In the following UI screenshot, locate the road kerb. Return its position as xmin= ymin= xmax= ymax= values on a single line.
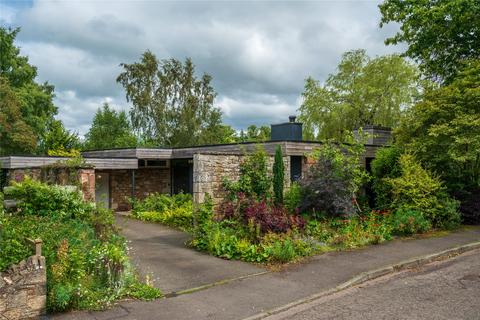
xmin=242 ymin=241 xmax=480 ymax=320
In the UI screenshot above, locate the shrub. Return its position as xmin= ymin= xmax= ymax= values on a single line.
xmin=131 ymin=193 xmax=193 ymax=232
xmin=4 ymin=176 xmax=95 ymax=219
xmin=370 ymin=146 xmax=402 ymax=209
xmin=273 ymin=145 xmax=285 ymax=205
xmin=223 ymin=146 xmax=271 ymax=200
xmin=459 ymin=188 xmax=480 ymax=225
xmin=0 ymin=179 xmax=161 ymax=311
xmin=262 ymin=232 xmax=312 ymax=263
xmin=386 ymin=154 xmax=461 ymax=229
xmin=284 ymin=182 xmax=302 ymax=213
xmin=390 ymin=207 xmax=432 ymax=236
xmin=300 ymin=137 xmax=369 ymax=218
xmin=243 ymin=200 xmax=305 ymax=234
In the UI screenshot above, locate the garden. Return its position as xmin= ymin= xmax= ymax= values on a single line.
xmin=130 ymin=133 xmax=466 ymax=265
xmin=0 ymin=177 xmax=161 ymax=312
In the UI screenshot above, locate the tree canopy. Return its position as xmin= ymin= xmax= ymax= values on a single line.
xmin=395 ymin=60 xmax=480 ymax=193
xmin=379 ymin=0 xmax=480 ymax=83
xmin=0 ymin=27 xmax=77 ymax=155
xmin=299 ymin=49 xmax=420 ymax=141
xmin=83 ymin=103 xmax=137 ymax=150
xmin=117 ymin=52 xmax=229 ymax=147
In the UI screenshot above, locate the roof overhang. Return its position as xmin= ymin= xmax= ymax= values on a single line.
xmin=0 ymin=156 xmax=138 ymax=170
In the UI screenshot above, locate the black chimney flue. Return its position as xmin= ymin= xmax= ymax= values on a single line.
xmin=271 ymin=116 xmax=303 ymax=141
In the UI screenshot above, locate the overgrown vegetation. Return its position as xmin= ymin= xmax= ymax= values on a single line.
xmin=0 ymin=179 xmax=161 ymax=312
xmin=130 ymin=193 xmax=193 ymax=232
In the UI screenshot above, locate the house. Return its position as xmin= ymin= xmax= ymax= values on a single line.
xmin=0 ymin=118 xmax=392 ymax=210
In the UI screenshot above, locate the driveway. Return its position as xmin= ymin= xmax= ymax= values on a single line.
xmin=115 ymin=215 xmax=265 ymax=294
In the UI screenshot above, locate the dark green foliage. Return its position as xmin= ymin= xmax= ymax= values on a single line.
xmin=4 ymin=177 xmax=94 ymax=220
xmin=237 ymin=125 xmax=271 ymax=142
xmin=284 ymin=182 xmax=302 ymax=213
xmin=370 ymin=146 xmax=402 ymax=209
xmin=84 ymin=103 xmax=138 ymax=150
xmin=390 ymin=207 xmax=432 ymax=236
xmin=459 ymin=188 xmax=480 ymax=225
xmin=223 ymin=146 xmax=272 ymax=200
xmin=379 ymin=0 xmax=480 ymax=83
xmin=0 ymin=27 xmax=66 ymax=155
xmin=300 ymin=138 xmax=368 ymax=218
xmin=395 ymin=61 xmax=480 ymax=195
xmin=272 ymin=145 xmax=284 ymax=205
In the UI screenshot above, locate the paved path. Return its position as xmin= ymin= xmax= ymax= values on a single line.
xmin=54 ymin=224 xmax=480 ymax=320
xmin=266 ymin=249 xmax=480 ymax=320
xmin=115 ymin=215 xmax=264 ymax=294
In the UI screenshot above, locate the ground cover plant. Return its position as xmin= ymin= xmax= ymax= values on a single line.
xmin=190 ymin=139 xmax=464 ymax=265
xmin=0 ymin=177 xmax=161 ymax=312
xmin=130 ymin=193 xmax=193 ymax=232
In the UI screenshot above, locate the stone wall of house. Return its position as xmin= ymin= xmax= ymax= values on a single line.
xmin=5 ymin=167 xmax=95 ymax=202
xmin=107 ymin=168 xmax=171 ymax=211
xmin=0 ymin=255 xmax=47 ymax=320
xmin=193 ymin=153 xmax=290 ymax=205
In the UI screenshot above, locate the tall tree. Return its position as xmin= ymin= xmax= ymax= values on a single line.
xmin=0 ymin=27 xmax=58 ymax=152
xmin=84 ymin=103 xmax=137 ymax=150
xmin=42 ymin=120 xmax=80 ymax=156
xmin=379 ymin=0 xmax=480 ymax=83
xmin=299 ymin=50 xmax=420 ymax=141
xmin=117 ymin=51 xmax=225 ymax=147
xmin=0 ymin=76 xmax=37 ymax=155
xmin=395 ymin=60 xmax=480 ymax=194
xmin=237 ymin=125 xmax=271 ymax=142
xmin=273 ymin=145 xmax=285 ymax=205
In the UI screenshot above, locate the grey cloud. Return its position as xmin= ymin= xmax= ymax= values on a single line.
xmin=5 ymin=0 xmax=403 ymax=136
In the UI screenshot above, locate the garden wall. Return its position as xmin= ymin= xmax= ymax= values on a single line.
xmin=0 ymin=255 xmax=47 ymax=320
xmin=107 ymin=168 xmax=171 ymax=211
xmin=193 ymin=152 xmax=290 ymax=205
xmin=5 ymin=167 xmax=96 ymax=202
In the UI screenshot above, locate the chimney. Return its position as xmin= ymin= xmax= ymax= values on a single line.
xmin=271 ymin=116 xmax=303 ymax=141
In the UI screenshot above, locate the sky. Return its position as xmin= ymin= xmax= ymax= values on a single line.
xmin=0 ymin=0 xmax=402 ymax=137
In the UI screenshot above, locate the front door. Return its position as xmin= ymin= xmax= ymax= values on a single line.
xmin=172 ymin=159 xmax=193 ymax=194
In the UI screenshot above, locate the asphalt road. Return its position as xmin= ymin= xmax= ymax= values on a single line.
xmin=267 ymin=249 xmax=480 ymax=320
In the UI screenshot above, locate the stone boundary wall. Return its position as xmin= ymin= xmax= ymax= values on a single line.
xmin=5 ymin=167 xmax=95 ymax=202
xmin=0 ymin=255 xmax=47 ymax=320
xmin=193 ymin=153 xmax=290 ymax=205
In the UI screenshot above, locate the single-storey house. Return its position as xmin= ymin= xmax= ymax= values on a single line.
xmin=0 ymin=118 xmax=391 ymax=210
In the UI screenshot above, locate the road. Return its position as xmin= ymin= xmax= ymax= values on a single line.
xmin=266 ymin=249 xmax=480 ymax=320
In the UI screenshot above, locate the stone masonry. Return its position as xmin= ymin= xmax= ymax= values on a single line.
xmin=0 ymin=254 xmax=46 ymax=320
xmin=5 ymin=167 xmax=95 ymax=202
xmin=193 ymin=153 xmax=290 ymax=205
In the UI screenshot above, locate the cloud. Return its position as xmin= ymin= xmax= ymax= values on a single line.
xmin=4 ymin=0 xmax=402 ymax=136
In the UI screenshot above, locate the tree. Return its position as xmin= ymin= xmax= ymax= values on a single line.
xmin=117 ymin=51 xmax=225 ymax=147
xmin=379 ymin=0 xmax=480 ymax=83
xmin=84 ymin=103 xmax=137 ymax=150
xmin=299 ymin=50 xmax=420 ymax=141
xmin=273 ymin=145 xmax=285 ymax=205
xmin=395 ymin=60 xmax=480 ymax=194
xmin=0 ymin=27 xmax=58 ymax=152
xmin=42 ymin=120 xmax=80 ymax=156
xmin=0 ymin=76 xmax=37 ymax=155
xmin=237 ymin=125 xmax=271 ymax=142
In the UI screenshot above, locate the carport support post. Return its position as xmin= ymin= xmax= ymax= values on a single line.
xmin=131 ymin=170 xmax=136 ymax=202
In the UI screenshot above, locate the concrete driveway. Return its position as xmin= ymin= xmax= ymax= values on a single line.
xmin=115 ymin=215 xmax=265 ymax=294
